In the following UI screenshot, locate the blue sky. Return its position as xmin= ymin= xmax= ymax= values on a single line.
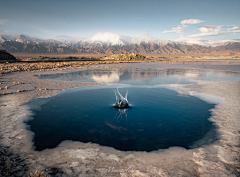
xmin=0 ymin=0 xmax=240 ymax=43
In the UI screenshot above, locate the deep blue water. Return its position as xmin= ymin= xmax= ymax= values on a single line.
xmin=26 ymin=85 xmax=216 ymax=152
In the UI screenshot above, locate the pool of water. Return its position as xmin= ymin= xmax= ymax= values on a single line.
xmin=25 ymin=85 xmax=216 ymax=152
xmin=25 ymin=68 xmax=240 ymax=152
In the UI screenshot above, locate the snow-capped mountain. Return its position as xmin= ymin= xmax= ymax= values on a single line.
xmin=14 ymin=34 xmax=46 ymax=44
xmin=0 ymin=32 xmax=239 ymax=56
xmin=0 ymin=34 xmax=39 ymax=44
xmin=89 ymin=32 xmax=128 ymax=46
xmin=173 ymin=37 xmax=240 ymax=47
xmin=0 ymin=36 xmax=6 ymax=43
xmin=55 ymin=32 xmax=173 ymax=49
xmin=55 ymin=32 xmax=130 ymax=48
xmin=55 ymin=35 xmax=86 ymax=48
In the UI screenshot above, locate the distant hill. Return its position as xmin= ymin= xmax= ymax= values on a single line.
xmin=0 ymin=34 xmax=240 ymax=56
xmin=213 ymin=42 xmax=240 ymax=52
xmin=0 ymin=50 xmax=16 ymax=60
xmin=0 ymin=41 xmax=77 ymax=54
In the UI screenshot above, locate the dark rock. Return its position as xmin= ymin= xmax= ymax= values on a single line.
xmin=45 ymin=167 xmax=64 ymax=176
xmin=0 ymin=144 xmax=30 ymax=177
xmin=0 ymin=50 xmax=16 ymax=60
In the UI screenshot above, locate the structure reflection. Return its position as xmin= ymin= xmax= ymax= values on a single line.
xmin=115 ymin=108 xmax=128 ymax=123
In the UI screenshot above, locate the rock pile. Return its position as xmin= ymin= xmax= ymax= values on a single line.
xmin=105 ymin=53 xmax=147 ymax=61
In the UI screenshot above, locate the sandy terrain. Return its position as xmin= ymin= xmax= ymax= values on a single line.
xmin=0 ymin=61 xmax=240 ymax=176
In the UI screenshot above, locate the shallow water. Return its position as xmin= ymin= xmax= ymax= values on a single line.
xmin=37 ymin=68 xmax=240 ymax=83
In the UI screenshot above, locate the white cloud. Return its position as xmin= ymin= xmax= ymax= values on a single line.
xmin=35 ymin=27 xmax=57 ymax=37
xmin=174 ymin=36 xmax=240 ymax=47
xmin=181 ymin=19 xmax=204 ymax=26
xmin=227 ymin=25 xmax=240 ymax=31
xmin=162 ymin=25 xmax=186 ymax=33
xmin=0 ymin=30 xmax=19 ymax=40
xmin=198 ymin=25 xmax=222 ymax=33
xmin=162 ymin=19 xmax=204 ymax=33
xmin=0 ymin=19 xmax=7 ymax=25
xmin=56 ymin=35 xmax=71 ymax=38
xmin=174 ymin=36 xmax=210 ymax=46
xmin=135 ymin=18 xmax=141 ymax=20
xmin=55 ymin=35 xmax=86 ymax=44
xmin=188 ymin=25 xmax=240 ymax=37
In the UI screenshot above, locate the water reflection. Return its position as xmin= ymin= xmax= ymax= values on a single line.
xmin=38 ymin=68 xmax=240 ymax=85
xmin=92 ymin=72 xmax=120 ymax=83
xmin=115 ymin=109 xmax=128 ymax=123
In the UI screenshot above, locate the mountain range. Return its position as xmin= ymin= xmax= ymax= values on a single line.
xmin=0 ymin=33 xmax=240 ymax=56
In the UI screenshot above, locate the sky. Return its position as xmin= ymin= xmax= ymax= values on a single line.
xmin=0 ymin=0 xmax=240 ymax=44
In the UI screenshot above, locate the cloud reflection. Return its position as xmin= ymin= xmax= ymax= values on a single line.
xmin=38 ymin=68 xmax=240 ymax=85
xmin=92 ymin=72 xmax=120 ymax=83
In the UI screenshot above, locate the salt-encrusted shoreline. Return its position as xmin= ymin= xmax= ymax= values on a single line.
xmin=181 ymin=80 xmax=240 ymax=176
xmin=0 ymin=63 xmax=240 ymax=177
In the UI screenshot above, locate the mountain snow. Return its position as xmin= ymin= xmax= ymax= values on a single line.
xmin=89 ymin=32 xmax=126 ymax=45
xmin=54 ymin=32 xmax=173 ymax=48
xmin=0 ymin=36 xmax=6 ymax=43
xmin=173 ymin=37 xmax=240 ymax=47
xmin=0 ymin=31 xmax=239 ymax=48
xmin=15 ymin=35 xmax=32 ymax=43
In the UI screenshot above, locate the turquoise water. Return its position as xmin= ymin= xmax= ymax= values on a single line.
xmin=26 ymin=85 xmax=216 ymax=152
